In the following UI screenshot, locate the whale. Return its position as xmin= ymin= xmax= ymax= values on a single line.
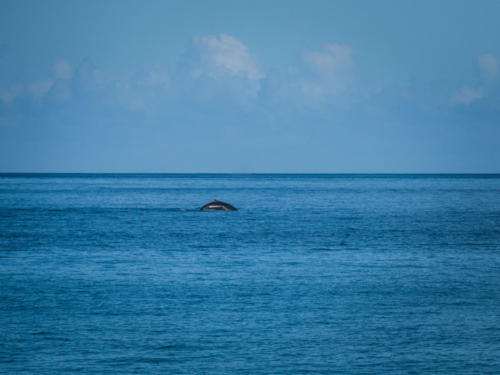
xmin=200 ymin=200 xmax=237 ymax=211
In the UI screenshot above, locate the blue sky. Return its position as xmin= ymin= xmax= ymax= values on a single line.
xmin=1 ymin=0 xmax=499 ymax=172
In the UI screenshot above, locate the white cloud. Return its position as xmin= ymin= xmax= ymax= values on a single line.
xmin=1 ymin=60 xmax=71 ymax=105
xmin=299 ymin=43 xmax=354 ymax=100
xmin=193 ymin=33 xmax=264 ymax=80
xmin=28 ymin=79 xmax=54 ymax=100
xmin=451 ymin=87 xmax=483 ymax=105
xmin=53 ymin=59 xmax=72 ymax=80
xmin=1 ymin=60 xmax=75 ymax=105
xmin=0 ymin=84 xmax=24 ymax=104
xmin=304 ymin=43 xmax=353 ymax=78
xmin=300 ymin=81 xmax=326 ymax=100
xmin=450 ymin=54 xmax=499 ymax=106
xmin=478 ymin=54 xmax=499 ymax=84
xmin=141 ymin=65 xmax=169 ymax=88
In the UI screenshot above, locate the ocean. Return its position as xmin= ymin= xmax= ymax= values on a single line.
xmin=1 ymin=174 xmax=499 ymax=374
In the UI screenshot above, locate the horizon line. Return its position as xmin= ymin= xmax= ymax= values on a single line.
xmin=1 ymin=172 xmax=500 ymax=175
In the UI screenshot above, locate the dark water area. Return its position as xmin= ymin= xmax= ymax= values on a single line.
xmin=1 ymin=174 xmax=499 ymax=374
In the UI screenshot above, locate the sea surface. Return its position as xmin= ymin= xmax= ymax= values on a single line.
xmin=1 ymin=174 xmax=499 ymax=374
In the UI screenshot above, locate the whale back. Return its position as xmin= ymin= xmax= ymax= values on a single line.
xmin=200 ymin=200 xmax=237 ymax=211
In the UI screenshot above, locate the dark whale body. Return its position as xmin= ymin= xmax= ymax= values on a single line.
xmin=200 ymin=200 xmax=237 ymax=211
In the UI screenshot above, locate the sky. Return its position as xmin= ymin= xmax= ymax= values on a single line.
xmin=1 ymin=0 xmax=500 ymax=173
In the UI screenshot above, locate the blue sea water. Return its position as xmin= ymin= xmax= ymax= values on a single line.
xmin=1 ymin=174 xmax=499 ymax=374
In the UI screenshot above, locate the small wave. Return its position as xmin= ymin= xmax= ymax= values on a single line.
xmin=156 ymin=343 xmax=194 ymax=350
